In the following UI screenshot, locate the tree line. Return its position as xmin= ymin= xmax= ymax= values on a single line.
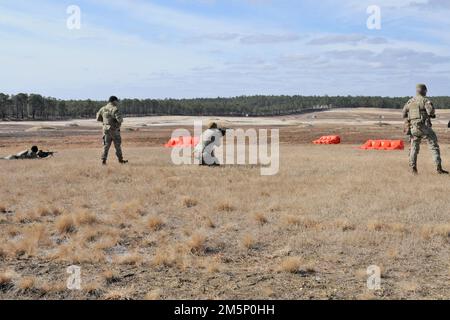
xmin=1 ymin=93 xmax=450 ymax=120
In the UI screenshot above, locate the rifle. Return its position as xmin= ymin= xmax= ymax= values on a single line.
xmin=219 ymin=128 xmax=230 ymax=136
xmin=37 ymin=151 xmax=57 ymax=158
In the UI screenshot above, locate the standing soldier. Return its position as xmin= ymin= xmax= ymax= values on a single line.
xmin=96 ymin=96 xmax=128 ymax=165
xmin=402 ymin=84 xmax=448 ymax=175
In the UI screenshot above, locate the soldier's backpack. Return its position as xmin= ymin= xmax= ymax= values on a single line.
xmin=408 ymin=97 xmax=426 ymax=122
xmin=103 ymin=107 xmax=119 ymax=127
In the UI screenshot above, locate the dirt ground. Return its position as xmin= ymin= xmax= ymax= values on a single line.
xmin=0 ymin=108 xmax=449 ymax=300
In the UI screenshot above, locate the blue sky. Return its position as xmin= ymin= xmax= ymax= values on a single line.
xmin=0 ymin=0 xmax=449 ymax=99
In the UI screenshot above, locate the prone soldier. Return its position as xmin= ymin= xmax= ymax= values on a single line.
xmin=2 ymin=146 xmax=56 ymax=160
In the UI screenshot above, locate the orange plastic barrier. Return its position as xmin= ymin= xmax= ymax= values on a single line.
xmin=164 ymin=136 xmax=200 ymax=148
xmin=313 ymin=135 xmax=341 ymax=145
xmin=360 ymin=140 xmax=404 ymax=150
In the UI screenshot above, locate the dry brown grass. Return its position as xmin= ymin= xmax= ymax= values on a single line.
xmin=14 ymin=211 xmax=40 ymax=224
xmin=253 ymin=213 xmax=268 ymax=225
xmin=116 ymin=200 xmax=145 ymax=219
xmin=261 ymin=286 xmax=275 ymax=298
xmin=16 ymin=277 xmax=36 ymax=292
xmin=278 ymin=257 xmax=303 ymax=274
xmin=93 ymin=234 xmax=120 ymax=251
xmin=113 ymin=252 xmax=144 ymax=265
xmin=0 ymin=270 xmax=16 ymax=292
xmin=202 ymin=257 xmax=221 ymax=273
xmin=144 ymin=289 xmax=162 ymax=300
xmin=104 ymin=288 xmax=133 ymax=300
xmin=367 ymin=220 xmax=387 ymax=232
xmin=241 ymin=234 xmax=257 ymax=250
xmin=146 ymin=215 xmax=165 ymax=231
xmin=55 ymin=214 xmax=76 ymax=234
xmin=103 ymin=270 xmax=121 ymax=285
xmin=50 ymin=242 xmax=106 ymax=264
xmin=204 ymin=216 xmax=216 ymax=229
xmin=420 ymin=224 xmax=450 ymax=239
xmin=78 ymin=226 xmax=100 ymax=243
xmin=398 ymin=281 xmax=420 ymax=293
xmin=37 ymin=207 xmax=63 ymax=217
xmin=334 ymin=219 xmax=356 ymax=232
xmin=356 ymin=291 xmax=378 ymax=300
xmin=6 ymin=227 xmax=20 ymax=238
xmin=83 ymin=282 xmax=102 ymax=295
xmin=186 ymin=233 xmax=207 ymax=254
xmin=217 ymin=202 xmax=235 ymax=212
xmin=283 ymin=215 xmax=320 ymax=229
xmin=1 ymin=127 xmax=450 ymax=299
xmin=10 ymin=224 xmax=50 ymax=257
xmin=367 ymin=221 xmax=409 ymax=234
xmin=153 ymin=248 xmax=178 ymax=268
xmin=183 ymin=197 xmax=198 ymax=208
xmin=36 ymin=282 xmax=67 ymax=295
xmin=74 ymin=210 xmax=98 ymax=226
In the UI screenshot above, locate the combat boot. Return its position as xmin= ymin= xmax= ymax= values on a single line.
xmin=119 ymin=159 xmax=128 ymax=164
xmin=437 ymin=164 xmax=449 ymax=175
xmin=102 ymin=160 xmax=107 ymax=165
xmin=410 ymin=166 xmax=418 ymax=175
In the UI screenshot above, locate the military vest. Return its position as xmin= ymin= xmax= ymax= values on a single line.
xmin=408 ymin=97 xmax=428 ymax=122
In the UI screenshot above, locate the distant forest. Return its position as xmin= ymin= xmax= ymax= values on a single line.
xmin=1 ymin=93 xmax=450 ymax=120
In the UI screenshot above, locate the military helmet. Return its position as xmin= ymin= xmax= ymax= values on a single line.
xmin=31 ymin=146 xmax=38 ymax=153
xmin=207 ymin=121 xmax=218 ymax=129
xmin=416 ymin=84 xmax=428 ymax=92
xmin=109 ymin=96 xmax=119 ymax=103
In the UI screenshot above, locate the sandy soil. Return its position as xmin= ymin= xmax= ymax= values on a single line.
xmin=2 ymin=108 xmax=450 ymax=130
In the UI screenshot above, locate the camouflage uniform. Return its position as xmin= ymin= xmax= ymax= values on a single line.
xmin=3 ymin=149 xmax=38 ymax=160
xmin=402 ymin=94 xmax=442 ymax=172
xmin=96 ymin=102 xmax=124 ymax=162
xmin=194 ymin=122 xmax=226 ymax=166
xmin=194 ymin=128 xmax=224 ymax=166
